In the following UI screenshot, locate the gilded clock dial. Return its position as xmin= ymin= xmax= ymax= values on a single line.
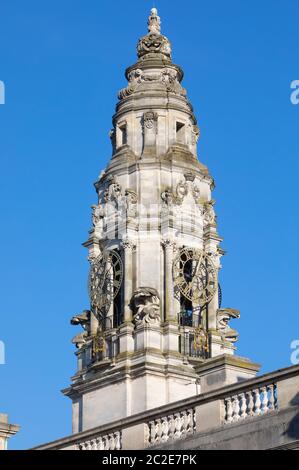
xmin=89 ymin=250 xmax=123 ymax=320
xmin=173 ymin=248 xmax=217 ymax=306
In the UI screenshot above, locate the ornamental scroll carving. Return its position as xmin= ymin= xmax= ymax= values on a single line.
xmin=130 ymin=288 xmax=161 ymax=326
xmin=118 ymin=68 xmax=186 ymax=100
xmin=137 ymin=34 xmax=172 ymax=59
xmin=92 ymin=176 xmax=139 ymax=230
xmin=161 ymin=175 xmax=202 ymax=207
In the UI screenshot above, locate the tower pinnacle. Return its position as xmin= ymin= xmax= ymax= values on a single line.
xmin=148 ymin=7 xmax=161 ymax=34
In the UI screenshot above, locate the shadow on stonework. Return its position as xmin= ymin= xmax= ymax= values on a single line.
xmin=285 ymin=392 xmax=299 ymax=441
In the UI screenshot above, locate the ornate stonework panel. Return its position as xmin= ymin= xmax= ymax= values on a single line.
xmin=130 ymin=288 xmax=161 ymax=326
xmin=118 ymin=68 xmax=187 ymax=100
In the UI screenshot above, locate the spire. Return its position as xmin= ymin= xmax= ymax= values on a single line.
xmin=137 ymin=8 xmax=172 ymax=60
xmin=148 ymin=8 xmax=161 ymax=35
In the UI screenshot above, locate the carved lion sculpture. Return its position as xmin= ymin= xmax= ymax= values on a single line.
xmin=130 ymin=288 xmax=161 ymax=326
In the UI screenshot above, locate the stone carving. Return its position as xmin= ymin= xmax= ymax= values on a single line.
xmin=125 ymin=189 xmax=138 ymax=218
xmin=109 ymin=129 xmax=116 ymax=153
xmin=161 ymin=188 xmax=174 ymax=207
xmin=104 ymin=178 xmax=123 ymax=204
xmin=191 ymin=125 xmax=200 ymax=145
xmin=71 ymin=310 xmax=91 ymax=349
xmin=122 ymin=238 xmax=137 ymax=252
xmin=162 ymin=239 xmax=177 ymax=250
xmin=203 ymin=200 xmax=217 ymax=226
xmin=162 ymin=69 xmax=187 ymax=96
xmin=119 ymin=68 xmax=186 ymax=100
xmin=143 ymin=111 xmax=158 ymax=131
xmin=217 ymin=309 xmax=240 ymax=344
xmin=148 ymin=8 xmax=161 ymax=35
xmin=91 ymin=204 xmax=105 ymax=228
xmin=137 ymin=33 xmax=172 ymax=59
xmin=130 ymin=288 xmax=161 ymax=326
xmin=118 ymin=69 xmax=143 ymax=100
xmin=161 ymin=176 xmax=201 ymax=206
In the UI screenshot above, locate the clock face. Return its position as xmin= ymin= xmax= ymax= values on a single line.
xmin=173 ymin=248 xmax=217 ymax=306
xmin=89 ymin=250 xmax=123 ymax=320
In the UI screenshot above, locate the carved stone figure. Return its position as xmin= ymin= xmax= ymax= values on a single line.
xmin=148 ymin=8 xmax=161 ymax=34
xmin=130 ymin=288 xmax=161 ymax=326
xmin=125 ymin=189 xmax=138 ymax=218
xmin=91 ymin=204 xmax=105 ymax=228
xmin=104 ymin=180 xmax=123 ymax=204
xmin=203 ymin=201 xmax=217 ymax=226
xmin=161 ymin=188 xmax=174 ymax=206
xmin=217 ymin=309 xmax=240 ymax=344
xmin=71 ymin=310 xmax=91 ymax=349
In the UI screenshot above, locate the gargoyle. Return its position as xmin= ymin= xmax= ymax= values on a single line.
xmin=71 ymin=310 xmax=91 ymax=349
xmin=217 ymin=308 xmax=240 ymax=344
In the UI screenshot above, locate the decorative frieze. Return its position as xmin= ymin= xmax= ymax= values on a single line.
xmin=118 ymin=68 xmax=186 ymax=100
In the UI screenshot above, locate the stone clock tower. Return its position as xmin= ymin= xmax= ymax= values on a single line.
xmin=66 ymin=9 xmax=259 ymax=434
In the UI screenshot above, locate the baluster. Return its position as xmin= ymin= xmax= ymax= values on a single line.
xmin=103 ymin=435 xmax=109 ymax=450
xmin=187 ymin=409 xmax=195 ymax=434
xmin=246 ymin=391 xmax=255 ymax=417
xmin=97 ymin=437 xmax=104 ymax=450
xmin=174 ymin=413 xmax=182 ymax=438
xmin=274 ymin=384 xmax=278 ymax=409
xmin=260 ymin=386 xmax=269 ymax=414
xmin=161 ymin=417 xmax=169 ymax=442
xmin=85 ymin=440 xmax=92 ymax=450
xmin=254 ymin=389 xmax=262 ymax=416
xmin=149 ymin=421 xmax=156 ymax=445
xmin=109 ymin=434 xmax=116 ymax=451
xmin=91 ymin=439 xmax=97 ymax=450
xmin=268 ymin=384 xmax=275 ymax=411
xmin=156 ymin=419 xmax=163 ymax=443
xmin=239 ymin=393 xmax=247 ymax=419
xmin=232 ymin=396 xmax=240 ymax=422
xmin=168 ymin=415 xmax=175 ymax=440
xmin=115 ymin=432 xmax=121 ymax=450
xmin=225 ymin=397 xmax=233 ymax=424
xmin=181 ymin=411 xmax=189 ymax=437
xmin=79 ymin=442 xmax=86 ymax=451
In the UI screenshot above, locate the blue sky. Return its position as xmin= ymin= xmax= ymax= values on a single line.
xmin=0 ymin=0 xmax=298 ymax=450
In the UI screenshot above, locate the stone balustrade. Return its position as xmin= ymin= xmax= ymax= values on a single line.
xmin=148 ymin=409 xmax=196 ymax=446
xmin=224 ymin=384 xmax=278 ymax=424
xmin=78 ymin=431 xmax=121 ymax=450
xmin=32 ymin=364 xmax=299 ymax=451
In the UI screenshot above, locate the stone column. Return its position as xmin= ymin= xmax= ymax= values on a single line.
xmin=162 ymin=240 xmax=177 ymax=322
xmin=122 ymin=239 xmax=136 ymax=322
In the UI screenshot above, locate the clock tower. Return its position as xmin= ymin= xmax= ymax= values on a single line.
xmin=66 ymin=9 xmax=259 ymax=434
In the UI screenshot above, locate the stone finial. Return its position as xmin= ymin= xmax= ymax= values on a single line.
xmin=148 ymin=8 xmax=161 ymax=35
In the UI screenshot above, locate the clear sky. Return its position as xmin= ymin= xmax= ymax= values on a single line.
xmin=0 ymin=0 xmax=298 ymax=450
